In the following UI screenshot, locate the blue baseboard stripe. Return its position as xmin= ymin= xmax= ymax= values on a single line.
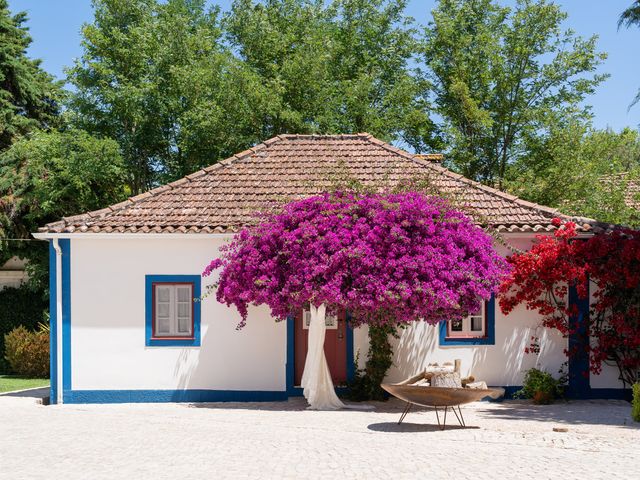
xmin=63 ymin=389 xmax=289 ymax=404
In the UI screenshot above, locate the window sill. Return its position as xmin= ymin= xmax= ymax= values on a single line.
xmin=146 ymin=337 xmax=200 ymax=347
xmin=440 ymin=336 xmax=494 ymax=346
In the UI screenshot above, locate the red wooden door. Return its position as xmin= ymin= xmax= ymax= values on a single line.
xmin=294 ymin=309 xmax=348 ymax=386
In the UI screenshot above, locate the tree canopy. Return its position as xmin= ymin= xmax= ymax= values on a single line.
xmin=67 ymin=0 xmax=441 ymax=191
xmin=506 ymin=123 xmax=640 ymax=226
xmin=0 ymin=0 xmax=63 ymax=152
xmin=0 ymin=129 xmax=126 ymax=288
xmin=619 ymin=1 xmax=640 ymax=107
xmin=224 ymin=0 xmax=438 ymax=151
xmin=204 ymin=192 xmax=508 ymax=328
xmin=67 ymin=0 xmax=273 ymax=192
xmin=425 ymin=0 xmax=607 ymax=188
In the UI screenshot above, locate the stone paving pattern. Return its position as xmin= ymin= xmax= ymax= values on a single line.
xmin=1 ymin=394 xmax=637 ymax=479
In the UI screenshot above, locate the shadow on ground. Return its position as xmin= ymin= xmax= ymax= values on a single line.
xmin=0 ymin=387 xmax=49 ymax=399
xmin=189 ymin=397 xmax=398 ymax=412
xmin=368 ymin=422 xmax=479 ymax=433
xmin=475 ymin=400 xmax=638 ymax=428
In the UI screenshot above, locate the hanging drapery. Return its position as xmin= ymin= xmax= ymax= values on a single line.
xmin=300 ymin=303 xmax=345 ymax=410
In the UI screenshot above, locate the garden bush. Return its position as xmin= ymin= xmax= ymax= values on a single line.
xmin=632 ymin=383 xmax=640 ymax=422
xmin=4 ymin=324 xmax=49 ymax=377
xmin=0 ymin=285 xmax=48 ymax=373
xmin=516 ymin=368 xmax=564 ymax=404
xmin=346 ymin=324 xmax=399 ymax=401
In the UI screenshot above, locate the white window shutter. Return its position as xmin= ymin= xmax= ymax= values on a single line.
xmin=155 ymin=285 xmax=173 ymax=335
xmin=175 ymin=285 xmax=193 ymax=336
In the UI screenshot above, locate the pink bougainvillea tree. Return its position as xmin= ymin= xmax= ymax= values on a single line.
xmin=500 ymin=218 xmax=640 ymax=388
xmin=203 ymin=191 xmax=508 ymax=407
xmin=204 ymin=191 xmax=508 ymax=328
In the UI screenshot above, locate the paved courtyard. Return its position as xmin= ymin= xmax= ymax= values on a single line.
xmin=0 ymin=391 xmax=637 ymax=480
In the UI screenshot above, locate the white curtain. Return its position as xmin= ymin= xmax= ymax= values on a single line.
xmin=301 ymin=303 xmax=345 ymax=410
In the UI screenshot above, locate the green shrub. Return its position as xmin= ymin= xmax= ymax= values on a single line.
xmin=346 ymin=324 xmax=399 ymax=401
xmin=632 ymin=383 xmax=640 ymax=422
xmin=4 ymin=325 xmax=49 ymax=377
xmin=0 ymin=285 xmax=48 ymax=373
xmin=515 ymin=368 xmax=564 ymax=404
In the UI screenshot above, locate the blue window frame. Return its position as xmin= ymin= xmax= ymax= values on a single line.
xmin=439 ymin=295 xmax=496 ymax=346
xmin=145 ymin=275 xmax=201 ymax=347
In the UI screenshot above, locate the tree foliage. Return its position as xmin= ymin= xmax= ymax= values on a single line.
xmin=0 ymin=129 xmax=126 ymax=287
xmin=424 ymin=0 xmax=607 ymax=188
xmin=204 ymin=191 xmax=508 ymax=328
xmin=67 ymin=0 xmax=273 ymax=191
xmin=225 ymin=0 xmax=438 ymax=151
xmin=500 ymin=219 xmax=640 ymax=388
xmin=0 ymin=0 xmax=63 ymax=152
xmin=619 ymin=1 xmax=640 ymax=29
xmin=506 ymin=123 xmax=640 ymax=226
xmin=69 ymin=0 xmax=441 ymax=191
xmin=619 ymin=1 xmax=640 ymax=108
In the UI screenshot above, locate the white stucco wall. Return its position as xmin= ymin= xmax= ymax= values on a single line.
xmin=69 ymin=237 xmax=286 ymax=392
xmin=65 ymin=231 xmax=624 ymax=395
xmin=587 ymin=282 xmax=624 ymax=389
xmin=383 ymin=235 xmax=625 ymax=389
xmin=385 ymin=302 xmax=567 ymax=386
xmin=385 ymin=235 xmax=562 ymax=387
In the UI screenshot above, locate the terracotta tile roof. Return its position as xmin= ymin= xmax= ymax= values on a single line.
xmin=601 ymin=172 xmax=640 ymax=210
xmin=627 ymin=181 xmax=640 ymax=210
xmin=40 ymin=134 xmax=601 ymax=235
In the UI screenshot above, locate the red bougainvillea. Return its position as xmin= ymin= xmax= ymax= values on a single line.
xmin=500 ymin=218 xmax=640 ymax=387
xmin=204 ymin=191 xmax=508 ymax=329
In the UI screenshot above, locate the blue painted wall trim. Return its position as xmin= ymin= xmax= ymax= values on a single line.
xmin=286 ymin=316 xmax=295 ymax=396
xmin=567 ymin=281 xmax=590 ymax=398
xmin=48 ymin=242 xmax=57 ymax=404
xmin=582 ymin=388 xmax=631 ymax=401
xmin=439 ymin=295 xmax=496 ymax=346
xmin=345 ymin=311 xmax=355 ymax=383
xmin=60 ymin=239 xmax=71 ymax=403
xmin=64 ymin=389 xmax=288 ymax=404
xmin=144 ymin=275 xmax=201 ymax=347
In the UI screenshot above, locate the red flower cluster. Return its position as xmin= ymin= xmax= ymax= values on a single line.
xmin=500 ymin=220 xmax=640 ymax=387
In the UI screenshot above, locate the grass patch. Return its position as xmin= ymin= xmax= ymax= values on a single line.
xmin=0 ymin=375 xmax=49 ymax=394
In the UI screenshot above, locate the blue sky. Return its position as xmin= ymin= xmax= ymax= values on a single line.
xmin=8 ymin=0 xmax=640 ymax=130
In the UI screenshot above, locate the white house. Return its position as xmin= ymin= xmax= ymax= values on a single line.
xmin=0 ymin=257 xmax=28 ymax=290
xmin=34 ymin=134 xmax=625 ymax=404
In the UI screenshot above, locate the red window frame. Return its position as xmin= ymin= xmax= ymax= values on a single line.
xmin=151 ymin=282 xmax=196 ymax=340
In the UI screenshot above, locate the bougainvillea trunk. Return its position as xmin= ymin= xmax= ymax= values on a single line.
xmin=300 ymin=303 xmax=345 ymax=410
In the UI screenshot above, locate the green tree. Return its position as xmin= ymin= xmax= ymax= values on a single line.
xmin=0 ymin=129 xmax=127 ymax=288
xmin=424 ymin=0 xmax=607 ymax=189
xmin=619 ymin=1 xmax=640 ymax=29
xmin=68 ymin=0 xmax=273 ymax=191
xmin=506 ymin=122 xmax=640 ymax=226
xmin=0 ymin=0 xmax=63 ymax=152
xmin=224 ymin=0 xmax=439 ymax=150
xmin=619 ymin=1 xmax=640 ymax=108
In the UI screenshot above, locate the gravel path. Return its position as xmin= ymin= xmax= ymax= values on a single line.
xmin=1 ymin=394 xmax=637 ymax=479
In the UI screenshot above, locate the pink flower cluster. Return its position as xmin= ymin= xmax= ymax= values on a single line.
xmin=204 ymin=192 xmax=509 ymax=329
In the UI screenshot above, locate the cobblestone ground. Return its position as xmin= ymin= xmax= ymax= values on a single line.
xmin=0 ymin=392 xmax=637 ymax=480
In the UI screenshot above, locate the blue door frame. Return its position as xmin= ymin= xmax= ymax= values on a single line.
xmin=285 ymin=312 xmax=355 ymax=397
